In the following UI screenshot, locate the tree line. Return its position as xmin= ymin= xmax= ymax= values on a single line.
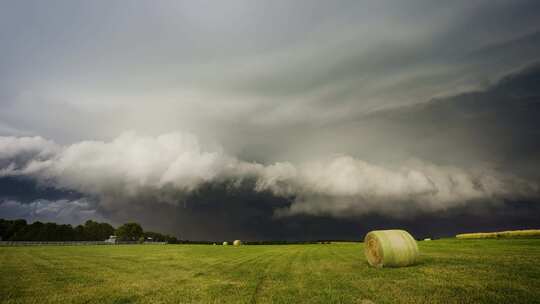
xmin=0 ymin=219 xmax=179 ymax=243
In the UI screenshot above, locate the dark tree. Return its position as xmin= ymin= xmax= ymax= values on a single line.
xmin=0 ymin=218 xmax=177 ymax=243
xmin=0 ymin=219 xmax=27 ymax=240
xmin=0 ymin=219 xmax=116 ymax=241
xmin=143 ymin=231 xmax=179 ymax=243
xmin=97 ymin=222 xmax=115 ymax=240
xmin=74 ymin=225 xmax=85 ymax=241
xmin=82 ymin=220 xmax=113 ymax=241
xmin=116 ymin=222 xmax=143 ymax=241
xmin=83 ymin=220 xmax=100 ymax=240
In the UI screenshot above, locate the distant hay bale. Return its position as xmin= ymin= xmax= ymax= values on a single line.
xmin=456 ymin=229 xmax=540 ymax=239
xmin=222 ymin=241 xmax=228 ymax=246
xmin=364 ymin=229 xmax=419 ymax=268
xmin=424 ymin=238 xmax=432 ymax=241
xmin=233 ymin=240 xmax=242 ymax=246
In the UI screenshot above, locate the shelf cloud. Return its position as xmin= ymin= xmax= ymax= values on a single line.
xmin=1 ymin=1 xmax=540 ymax=238
xmin=1 ymin=130 xmax=537 ymax=222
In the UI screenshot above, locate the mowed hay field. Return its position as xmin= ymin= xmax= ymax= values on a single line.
xmin=1 ymin=239 xmax=540 ymax=304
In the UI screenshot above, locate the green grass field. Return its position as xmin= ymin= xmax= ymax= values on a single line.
xmin=1 ymin=239 xmax=540 ymax=304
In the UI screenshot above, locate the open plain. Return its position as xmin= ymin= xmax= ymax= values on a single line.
xmin=1 ymin=239 xmax=539 ymax=304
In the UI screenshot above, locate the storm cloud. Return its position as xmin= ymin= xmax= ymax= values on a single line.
xmin=0 ymin=126 xmax=537 ymax=222
xmin=1 ymin=1 xmax=540 ymax=239
xmin=0 ymin=198 xmax=103 ymax=226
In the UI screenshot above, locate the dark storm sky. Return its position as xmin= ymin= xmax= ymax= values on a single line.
xmin=1 ymin=1 xmax=540 ymax=240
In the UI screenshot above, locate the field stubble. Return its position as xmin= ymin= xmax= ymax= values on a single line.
xmin=1 ymin=239 xmax=539 ymax=304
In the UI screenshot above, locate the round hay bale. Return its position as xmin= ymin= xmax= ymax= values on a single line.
xmin=233 ymin=240 xmax=242 ymax=246
xmin=364 ymin=229 xmax=419 ymax=268
xmin=222 ymin=241 xmax=228 ymax=246
xmin=424 ymin=238 xmax=432 ymax=241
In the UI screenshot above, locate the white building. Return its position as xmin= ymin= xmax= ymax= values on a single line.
xmin=105 ymin=235 xmax=117 ymax=244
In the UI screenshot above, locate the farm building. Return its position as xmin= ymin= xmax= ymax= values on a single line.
xmin=105 ymin=235 xmax=117 ymax=244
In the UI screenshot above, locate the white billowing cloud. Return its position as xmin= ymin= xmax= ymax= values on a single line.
xmin=0 ymin=133 xmax=538 ymax=218
xmin=0 ymin=136 xmax=59 ymax=161
xmin=256 ymin=157 xmax=538 ymax=217
xmin=0 ymin=198 xmax=103 ymax=225
xmin=11 ymin=132 xmax=261 ymax=197
xmin=0 ymin=136 xmax=60 ymax=177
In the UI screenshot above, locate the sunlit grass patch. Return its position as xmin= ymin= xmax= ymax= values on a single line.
xmin=1 ymin=240 xmax=540 ymax=303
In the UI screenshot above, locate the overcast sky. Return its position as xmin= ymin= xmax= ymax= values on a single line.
xmin=1 ymin=1 xmax=540 ymax=240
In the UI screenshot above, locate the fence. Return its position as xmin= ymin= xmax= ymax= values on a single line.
xmin=0 ymin=241 xmax=167 ymax=246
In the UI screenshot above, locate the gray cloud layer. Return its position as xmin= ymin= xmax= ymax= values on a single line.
xmin=0 ymin=198 xmax=104 ymax=225
xmin=0 ymin=131 xmax=537 ymax=220
xmin=0 ymin=1 xmax=540 ymax=236
xmin=1 ymin=1 xmax=540 ymax=147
